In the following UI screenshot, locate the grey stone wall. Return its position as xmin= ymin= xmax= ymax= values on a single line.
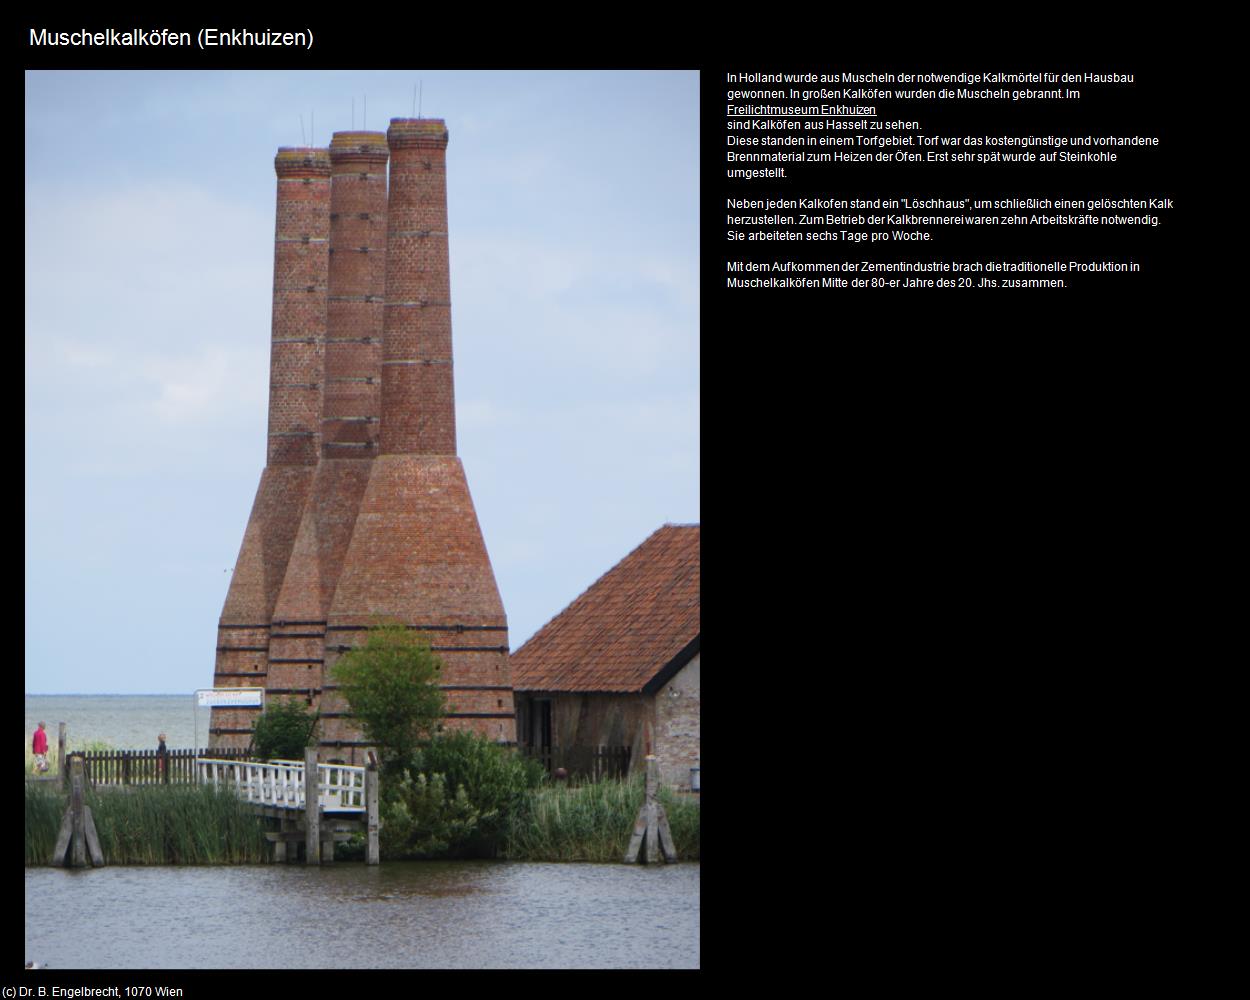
xmin=655 ymin=654 xmax=700 ymax=791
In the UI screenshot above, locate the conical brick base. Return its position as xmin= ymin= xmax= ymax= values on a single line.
xmin=210 ymin=466 xmax=316 ymax=748
xmin=324 ymin=455 xmax=515 ymax=752
xmin=266 ymin=459 xmax=374 ymax=750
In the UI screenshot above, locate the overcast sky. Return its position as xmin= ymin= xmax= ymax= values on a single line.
xmin=25 ymin=70 xmax=699 ymax=694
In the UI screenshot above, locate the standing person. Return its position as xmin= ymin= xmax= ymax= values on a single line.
xmin=31 ymin=721 xmax=49 ymax=774
xmin=157 ymin=733 xmax=168 ymax=781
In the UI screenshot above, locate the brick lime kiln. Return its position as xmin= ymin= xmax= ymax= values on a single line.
xmin=209 ymin=120 xmax=515 ymax=760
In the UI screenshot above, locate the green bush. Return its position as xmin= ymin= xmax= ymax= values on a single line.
xmin=332 ymin=622 xmax=446 ymax=770
xmin=379 ymin=731 xmax=546 ymax=859
xmin=251 ymin=697 xmax=318 ymax=760
xmin=415 ymin=731 xmax=547 ymax=853
xmin=380 ymin=772 xmax=481 ymax=859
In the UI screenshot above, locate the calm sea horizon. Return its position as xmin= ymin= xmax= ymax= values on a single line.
xmin=25 ymin=693 xmax=216 ymax=753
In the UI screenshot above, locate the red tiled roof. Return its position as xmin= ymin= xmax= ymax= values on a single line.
xmin=510 ymin=524 xmax=700 ymax=693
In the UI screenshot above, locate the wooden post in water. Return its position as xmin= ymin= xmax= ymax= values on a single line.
xmin=57 ymin=722 xmax=66 ymax=780
xmin=83 ymin=806 xmax=105 ymax=866
xmin=51 ymin=755 xmax=105 ymax=867
xmin=51 ymin=757 xmax=77 ymax=865
xmin=624 ymin=754 xmax=678 ymax=864
xmin=365 ymin=758 xmax=380 ymax=865
xmin=304 ymin=747 xmax=320 ymax=866
xmin=281 ymin=818 xmax=298 ymax=864
xmin=51 ymin=807 xmax=73 ymax=865
xmin=644 ymin=756 xmax=659 ymax=862
xmin=624 ymin=798 xmax=649 ymax=863
xmin=70 ymin=754 xmax=86 ymax=867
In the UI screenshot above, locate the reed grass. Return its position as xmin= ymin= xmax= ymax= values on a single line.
xmin=25 ymin=780 xmax=65 ymax=865
xmin=24 ymin=781 xmax=270 ymax=865
xmin=25 ymin=765 xmax=702 ymax=866
xmin=501 ymin=775 xmax=700 ymax=862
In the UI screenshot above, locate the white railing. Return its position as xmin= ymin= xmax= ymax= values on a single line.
xmin=316 ymin=761 xmax=366 ymax=811
xmin=196 ymin=758 xmax=366 ymax=812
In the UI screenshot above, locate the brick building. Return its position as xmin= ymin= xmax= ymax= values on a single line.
xmin=209 ymin=119 xmax=515 ymax=760
xmin=511 ymin=524 xmax=700 ymax=791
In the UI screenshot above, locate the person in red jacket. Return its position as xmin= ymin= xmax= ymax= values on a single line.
xmin=32 ymin=721 xmax=49 ymax=773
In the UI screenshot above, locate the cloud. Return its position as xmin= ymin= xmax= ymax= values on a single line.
xmin=54 ymin=340 xmax=114 ymax=369
xmin=457 ymin=399 xmax=519 ymax=430
xmin=25 ymin=179 xmax=271 ymax=352
xmin=26 ymin=177 xmax=273 ymax=442
xmin=139 ymin=345 xmax=268 ymax=425
xmin=453 ymin=234 xmax=697 ymax=383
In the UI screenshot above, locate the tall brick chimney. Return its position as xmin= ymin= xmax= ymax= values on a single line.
xmin=378 ymin=118 xmax=456 ymax=455
xmin=267 ymin=133 xmax=389 ymax=743
xmin=322 ymin=131 xmax=389 ymax=457
xmin=210 ymin=147 xmax=331 ymax=748
xmin=324 ymin=119 xmax=516 ymax=751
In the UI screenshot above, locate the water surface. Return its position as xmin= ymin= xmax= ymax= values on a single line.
xmin=24 ymin=860 xmax=699 ymax=969
xmin=25 ymin=694 xmax=213 ymax=752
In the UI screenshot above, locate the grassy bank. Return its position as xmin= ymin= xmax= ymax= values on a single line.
xmin=25 ymin=781 xmax=269 ymax=865
xmin=501 ymin=775 xmax=700 ymax=862
xmin=25 ymin=758 xmax=701 ymax=866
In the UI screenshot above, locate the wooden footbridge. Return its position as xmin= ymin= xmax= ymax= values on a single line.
xmin=197 ymin=749 xmax=380 ymax=864
xmin=195 ymin=756 xmax=366 ymax=813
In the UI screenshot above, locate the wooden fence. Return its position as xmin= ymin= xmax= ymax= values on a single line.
xmin=72 ymin=744 xmax=633 ymax=786
xmin=77 ymin=747 xmax=252 ymax=786
xmin=519 ymin=745 xmax=632 ymax=783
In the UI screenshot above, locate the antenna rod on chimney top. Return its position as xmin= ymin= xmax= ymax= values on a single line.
xmin=299 ymin=114 xmax=306 ymax=145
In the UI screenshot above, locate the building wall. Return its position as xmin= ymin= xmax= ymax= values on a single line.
xmin=516 ymin=691 xmax=645 ymax=753
xmin=515 ymin=651 xmax=700 ymax=791
xmin=654 ymin=653 xmax=700 ymax=791
xmin=563 ymin=693 xmax=649 ymax=753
